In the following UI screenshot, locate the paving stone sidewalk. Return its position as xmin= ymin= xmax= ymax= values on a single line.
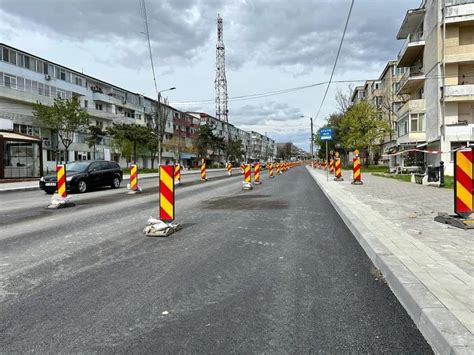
xmin=306 ymin=166 xmax=473 ymax=355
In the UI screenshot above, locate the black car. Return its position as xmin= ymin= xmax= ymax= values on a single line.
xmin=40 ymin=160 xmax=123 ymax=194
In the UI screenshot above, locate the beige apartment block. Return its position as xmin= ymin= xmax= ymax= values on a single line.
xmin=378 ymin=60 xmax=408 ymax=168
xmin=396 ymin=0 xmax=474 ymax=175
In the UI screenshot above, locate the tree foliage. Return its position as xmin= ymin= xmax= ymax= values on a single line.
xmin=193 ymin=123 xmax=225 ymax=161
xmin=225 ymin=137 xmax=245 ymax=162
xmin=339 ymin=101 xmax=390 ymax=164
xmin=86 ymin=125 xmax=106 ymax=160
xmin=107 ymin=123 xmax=155 ymax=164
xmin=33 ymin=96 xmax=90 ymax=162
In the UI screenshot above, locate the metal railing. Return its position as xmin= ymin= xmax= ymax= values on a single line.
xmin=398 ymin=32 xmax=425 ymax=60
xmin=396 ymin=66 xmax=424 ymax=92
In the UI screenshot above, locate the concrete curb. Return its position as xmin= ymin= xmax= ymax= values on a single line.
xmin=0 ymin=168 xmax=236 ymax=193
xmin=305 ymin=166 xmax=473 ymax=355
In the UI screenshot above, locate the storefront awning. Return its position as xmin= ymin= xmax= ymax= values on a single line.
xmin=0 ymin=130 xmax=42 ymax=142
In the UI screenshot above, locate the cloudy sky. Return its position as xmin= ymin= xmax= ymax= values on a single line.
xmin=0 ymin=0 xmax=417 ymax=150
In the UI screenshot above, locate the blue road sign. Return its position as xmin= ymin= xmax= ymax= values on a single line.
xmin=319 ymin=128 xmax=333 ymax=141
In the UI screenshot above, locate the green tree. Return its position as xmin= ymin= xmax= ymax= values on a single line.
xmin=339 ymin=101 xmax=391 ymax=165
xmin=107 ymin=123 xmax=154 ymax=164
xmin=193 ymin=123 xmax=216 ymax=159
xmin=33 ymin=96 xmax=90 ymax=162
xmin=225 ymin=137 xmax=245 ymax=162
xmin=86 ymin=125 xmax=106 ymax=160
xmin=146 ymin=134 xmax=160 ymax=170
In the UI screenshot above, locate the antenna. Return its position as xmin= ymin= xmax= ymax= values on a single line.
xmin=215 ymin=14 xmax=228 ymax=123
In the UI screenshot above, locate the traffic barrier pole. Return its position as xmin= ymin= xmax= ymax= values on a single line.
xmin=434 ymin=148 xmax=474 ymax=229
xmin=254 ymin=162 xmax=261 ymax=184
xmin=200 ymin=159 xmax=207 ymax=181
xmin=57 ymin=164 xmax=67 ymax=198
xmin=334 ymin=152 xmax=344 ymax=181
xmin=269 ymin=163 xmax=274 ymax=178
xmin=329 ymin=159 xmax=334 ymax=174
xmin=240 ymin=163 xmax=245 ymax=174
xmin=159 ymin=165 xmax=175 ymax=222
xmin=174 ymin=163 xmax=181 ymax=185
xmin=47 ymin=164 xmax=75 ymax=209
xmin=351 ymin=150 xmax=363 ymax=185
xmin=242 ymin=163 xmax=253 ymax=190
xmin=130 ymin=164 xmax=139 ymax=191
xmin=227 ymin=162 xmax=233 ymax=176
xmin=455 ymin=148 xmax=473 ymax=217
xmin=143 ymin=164 xmax=182 ymax=237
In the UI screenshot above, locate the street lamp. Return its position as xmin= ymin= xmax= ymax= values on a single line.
xmin=156 ymin=87 xmax=176 ymax=166
xmin=158 ymin=87 xmax=176 ymax=95
xmin=301 ymin=115 xmax=315 ymax=168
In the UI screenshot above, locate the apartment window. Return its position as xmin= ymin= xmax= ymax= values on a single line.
xmin=60 ymin=69 xmax=66 ymax=81
xmin=36 ymin=60 xmax=43 ymax=74
xmin=4 ymin=74 xmax=17 ymax=89
xmin=2 ymin=47 xmax=8 ymax=62
xmin=24 ymin=55 xmax=30 ymax=69
xmin=75 ymin=76 xmax=83 ymax=86
xmin=410 ymin=113 xmax=425 ymax=132
xmin=17 ymin=77 xmax=25 ymax=91
xmin=8 ymin=50 xmax=16 ymax=65
xmin=17 ymin=53 xmax=24 ymax=67
xmin=38 ymin=83 xmax=44 ymax=95
xmin=398 ymin=117 xmax=408 ymax=136
xmin=44 ymin=84 xmax=50 ymax=97
xmin=57 ymin=89 xmax=66 ymax=99
xmin=50 ymin=86 xmax=56 ymax=98
xmin=95 ymin=103 xmax=103 ymax=111
xmin=84 ymin=100 xmax=88 ymax=108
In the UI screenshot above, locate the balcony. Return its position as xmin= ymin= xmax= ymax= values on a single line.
xmin=396 ymin=66 xmax=425 ymax=95
xmin=445 ymin=1 xmax=474 ymax=24
xmin=445 ymin=85 xmax=474 ymax=102
xmin=398 ymin=32 xmax=425 ymax=67
xmin=397 ymin=132 xmax=426 ymax=145
xmin=0 ymin=84 xmax=53 ymax=106
xmin=92 ymin=91 xmax=116 ymax=104
xmin=397 ymin=98 xmax=426 ymax=117
xmin=445 ymin=123 xmax=474 ymax=141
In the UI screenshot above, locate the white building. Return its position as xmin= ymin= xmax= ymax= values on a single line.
xmin=396 ymin=0 xmax=474 ymax=175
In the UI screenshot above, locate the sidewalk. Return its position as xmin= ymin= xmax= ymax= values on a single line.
xmin=306 ymin=166 xmax=473 ymax=355
xmin=0 ymin=168 xmax=233 ymax=193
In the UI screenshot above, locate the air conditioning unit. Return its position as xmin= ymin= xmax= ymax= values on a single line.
xmin=42 ymin=138 xmax=51 ymax=147
xmin=45 ymin=74 xmax=51 ymax=81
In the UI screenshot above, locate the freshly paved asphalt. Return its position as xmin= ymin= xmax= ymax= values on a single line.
xmin=0 ymin=166 xmax=432 ymax=353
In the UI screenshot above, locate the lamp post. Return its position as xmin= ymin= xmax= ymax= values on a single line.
xmin=156 ymin=87 xmax=176 ymax=166
xmin=301 ymin=115 xmax=315 ymax=168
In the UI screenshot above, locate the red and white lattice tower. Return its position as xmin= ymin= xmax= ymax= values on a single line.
xmin=215 ymin=14 xmax=228 ymax=123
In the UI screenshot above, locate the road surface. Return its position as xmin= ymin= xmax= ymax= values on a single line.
xmin=0 ymin=166 xmax=432 ymax=353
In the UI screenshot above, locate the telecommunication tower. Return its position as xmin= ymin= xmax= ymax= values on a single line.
xmin=215 ymin=14 xmax=228 ymax=123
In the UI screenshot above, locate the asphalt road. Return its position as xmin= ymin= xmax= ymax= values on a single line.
xmin=0 ymin=166 xmax=432 ymax=353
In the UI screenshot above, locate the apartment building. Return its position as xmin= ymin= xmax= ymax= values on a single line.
xmin=0 ymin=42 xmax=177 ymax=172
xmin=378 ymin=60 xmax=407 ymax=167
xmin=396 ymin=0 xmax=474 ymax=175
xmin=0 ymin=43 xmax=276 ymax=178
xmin=186 ymin=112 xmax=274 ymax=163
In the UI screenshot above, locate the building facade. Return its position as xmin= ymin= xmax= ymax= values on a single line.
xmin=351 ymin=0 xmax=474 ymax=175
xmin=396 ymin=0 xmax=474 ymax=174
xmin=0 ymin=43 xmax=276 ymax=178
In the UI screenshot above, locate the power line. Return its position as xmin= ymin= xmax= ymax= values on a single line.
xmin=138 ymin=0 xmax=159 ymax=98
xmin=315 ymin=0 xmax=354 ymax=121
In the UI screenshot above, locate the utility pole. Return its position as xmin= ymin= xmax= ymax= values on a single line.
xmin=310 ymin=117 xmax=314 ymax=168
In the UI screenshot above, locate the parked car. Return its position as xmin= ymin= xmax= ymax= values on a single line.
xmin=39 ymin=160 xmax=123 ymax=194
